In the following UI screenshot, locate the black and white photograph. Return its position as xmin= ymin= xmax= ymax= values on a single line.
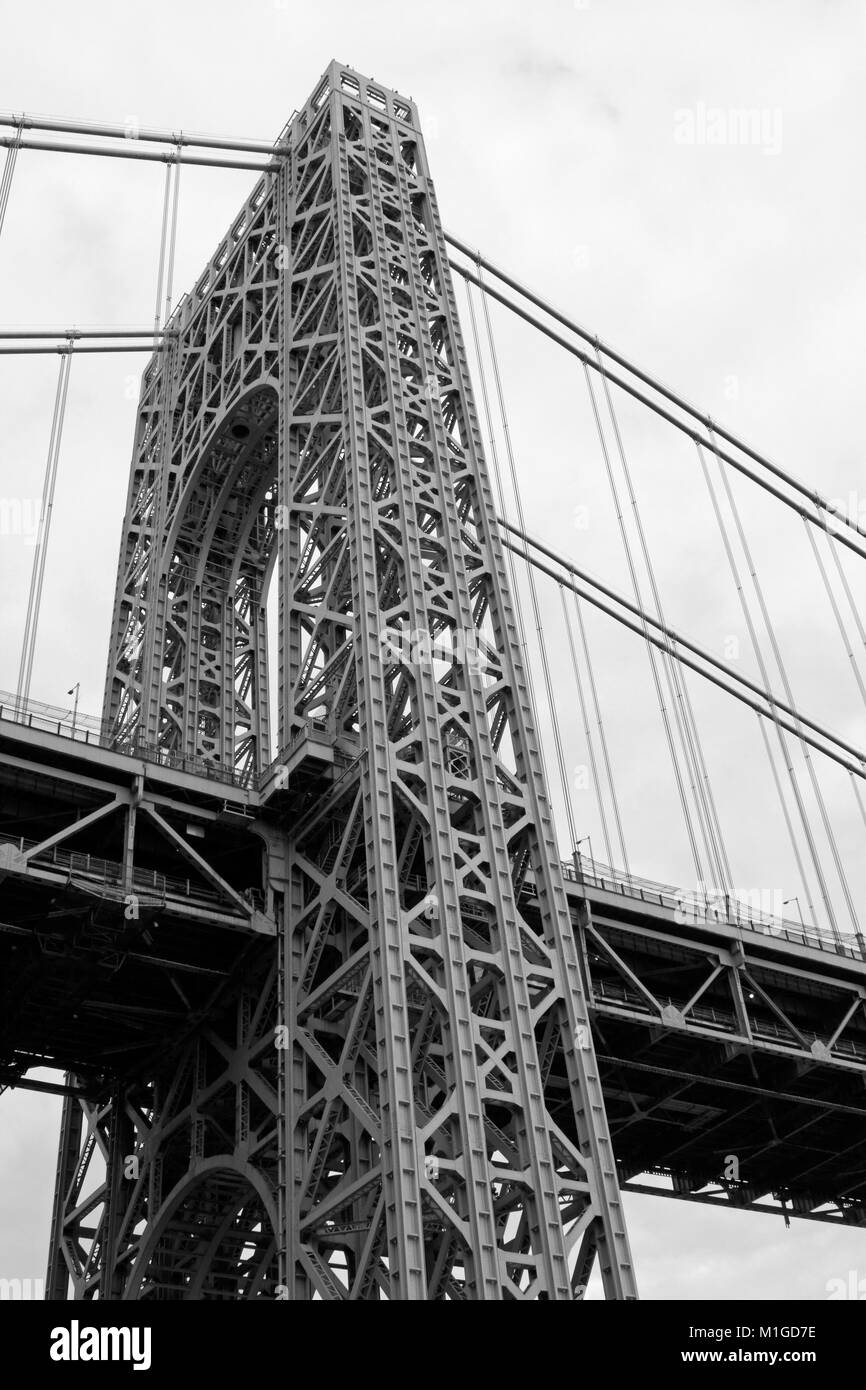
xmin=0 ymin=0 xmax=863 ymax=1357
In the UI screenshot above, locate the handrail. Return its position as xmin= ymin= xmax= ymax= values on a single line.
xmin=0 ymin=828 xmax=263 ymax=913
xmin=0 ymin=693 xmax=247 ymax=787
xmin=0 ymin=694 xmax=345 ymax=791
xmin=564 ymin=855 xmax=865 ymax=963
xmin=591 ymin=976 xmax=866 ymax=1060
xmin=1 ymin=695 xmax=862 ymax=963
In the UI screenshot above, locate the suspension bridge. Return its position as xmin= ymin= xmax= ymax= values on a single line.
xmin=0 ymin=61 xmax=864 ymax=1300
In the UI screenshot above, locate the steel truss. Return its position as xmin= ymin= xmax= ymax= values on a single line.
xmin=14 ymin=716 xmax=863 ymax=1298
xmin=46 ymin=954 xmax=280 ymax=1300
xmin=52 ymin=62 xmax=639 ymax=1300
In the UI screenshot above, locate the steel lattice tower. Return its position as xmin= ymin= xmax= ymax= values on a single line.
xmin=46 ymin=62 xmax=636 ymax=1300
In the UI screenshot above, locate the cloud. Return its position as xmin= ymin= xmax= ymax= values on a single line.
xmin=508 ymin=54 xmax=583 ymax=86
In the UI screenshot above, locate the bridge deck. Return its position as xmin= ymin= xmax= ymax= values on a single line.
xmin=1 ymin=711 xmax=864 ymax=1224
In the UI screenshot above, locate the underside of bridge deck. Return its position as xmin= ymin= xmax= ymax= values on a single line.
xmin=2 ymin=719 xmax=864 ymax=1299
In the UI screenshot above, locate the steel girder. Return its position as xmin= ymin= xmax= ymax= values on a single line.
xmin=17 ymin=718 xmax=864 ymax=1296
xmin=45 ymin=956 xmax=280 ymax=1300
xmin=67 ymin=62 xmax=639 ymax=1299
xmin=271 ymin=64 xmax=635 ymax=1300
xmin=574 ymin=898 xmax=866 ymax=1223
xmin=103 ymin=179 xmax=282 ymax=781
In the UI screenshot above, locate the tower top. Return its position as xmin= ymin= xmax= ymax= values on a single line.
xmin=288 ymin=60 xmax=420 ymax=135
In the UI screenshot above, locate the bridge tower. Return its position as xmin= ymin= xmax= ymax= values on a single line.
xmin=45 ymin=62 xmax=636 ymax=1300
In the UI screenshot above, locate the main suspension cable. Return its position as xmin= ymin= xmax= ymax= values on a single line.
xmin=446 ymin=238 xmax=866 ymax=553
xmin=0 ymin=111 xmax=286 ymax=156
xmin=498 ymin=517 xmax=866 ymax=767
xmin=0 ymin=329 xmax=170 ymax=338
xmin=0 ymin=134 xmax=271 ymax=173
xmin=449 ymin=260 xmax=866 ymax=566
xmin=499 ymin=529 xmax=866 ymax=782
xmin=0 ymin=344 xmax=165 ymax=354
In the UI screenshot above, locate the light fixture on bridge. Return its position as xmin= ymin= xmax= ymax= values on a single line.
xmin=784 ymin=897 xmax=805 ymax=928
xmin=66 ymin=682 xmax=80 ymax=734
xmin=575 ymin=834 xmax=596 ymax=879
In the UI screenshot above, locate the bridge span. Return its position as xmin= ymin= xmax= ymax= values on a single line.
xmin=2 ymin=696 xmax=863 ymax=1289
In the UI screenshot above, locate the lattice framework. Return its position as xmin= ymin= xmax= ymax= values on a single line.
xmin=72 ymin=62 xmax=638 ymax=1301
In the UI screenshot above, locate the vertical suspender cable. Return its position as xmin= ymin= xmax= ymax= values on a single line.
xmin=463 ymin=281 xmax=533 ymax=688
xmin=163 ymin=149 xmax=181 ymax=328
xmin=807 ymin=516 xmax=866 ymax=853
xmin=696 ymin=437 xmax=821 ymax=928
xmin=152 ymin=161 xmax=172 ymax=345
xmin=15 ymin=348 xmax=73 ymax=713
xmin=821 ymin=515 xmax=866 ymax=659
xmin=759 ymin=713 xmax=817 ymax=917
xmin=803 ymin=516 xmax=866 ymax=711
xmin=475 ymin=266 xmax=578 ymax=856
xmin=466 ymin=277 xmax=575 ymax=849
xmin=569 ymin=585 xmax=632 ymax=881
xmin=596 ymin=350 xmax=733 ymax=897
xmin=598 ymin=353 xmax=729 ymax=894
xmin=708 ymin=428 xmax=860 ymax=943
xmin=559 ymin=585 xmax=614 ymax=867
xmin=583 ymin=360 xmax=705 ymax=884
xmin=0 ymin=118 xmax=23 ymax=243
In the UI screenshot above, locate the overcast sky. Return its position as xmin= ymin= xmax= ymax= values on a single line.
xmin=1 ymin=0 xmax=865 ymax=1299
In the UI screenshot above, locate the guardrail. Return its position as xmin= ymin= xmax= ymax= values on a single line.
xmin=2 ymin=695 xmax=863 ymax=963
xmin=0 ymin=696 xmax=353 ymax=791
xmin=564 ymin=856 xmax=866 ymax=963
xmin=592 ymin=976 xmax=866 ymax=1061
xmin=0 ymin=829 xmax=264 ymax=913
xmin=0 ymin=693 xmax=250 ymax=788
